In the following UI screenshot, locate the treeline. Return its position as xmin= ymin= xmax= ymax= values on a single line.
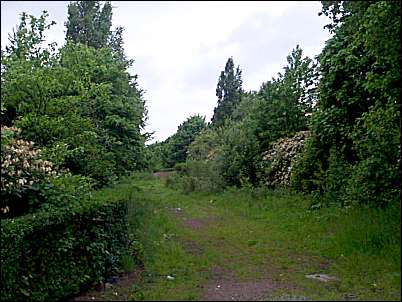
xmin=149 ymin=1 xmax=401 ymax=208
xmin=1 ymin=2 xmax=148 ymax=300
xmin=1 ymin=1 xmax=149 ymax=216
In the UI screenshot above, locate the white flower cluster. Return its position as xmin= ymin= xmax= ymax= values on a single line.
xmin=262 ymin=131 xmax=310 ymax=187
xmin=1 ymin=126 xmax=59 ymax=195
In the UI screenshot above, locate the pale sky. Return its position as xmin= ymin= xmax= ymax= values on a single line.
xmin=1 ymin=1 xmax=331 ymax=144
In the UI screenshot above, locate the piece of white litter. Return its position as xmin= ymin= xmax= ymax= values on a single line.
xmin=216 ymin=285 xmax=221 ymax=289
xmin=114 ymin=292 xmax=118 ymax=296
xmin=305 ymin=274 xmax=339 ymax=282
xmin=177 ymin=207 xmax=182 ymax=211
xmin=105 ymin=282 xmax=112 ymax=289
xmin=167 ymin=275 xmax=175 ymax=280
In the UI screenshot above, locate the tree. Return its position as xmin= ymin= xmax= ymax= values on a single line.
xmin=292 ymin=1 xmax=401 ymax=207
xmin=165 ymin=115 xmax=207 ymax=167
xmin=255 ymin=45 xmax=317 ymax=150
xmin=211 ymin=57 xmax=243 ymax=127
xmin=65 ymin=1 xmax=112 ymax=49
xmin=1 ymin=10 xmax=148 ymax=187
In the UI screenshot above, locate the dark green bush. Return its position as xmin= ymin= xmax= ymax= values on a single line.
xmin=1 ymin=197 xmax=129 ymax=301
xmin=291 ymin=1 xmax=401 ymax=208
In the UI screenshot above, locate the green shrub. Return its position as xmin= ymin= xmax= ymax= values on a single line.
xmin=121 ymin=254 xmax=136 ymax=273
xmin=1 ymin=196 xmax=129 ymax=301
xmin=173 ymin=162 xmax=188 ymax=174
xmin=344 ymin=102 xmax=401 ymax=207
xmin=320 ymin=147 xmax=352 ymax=207
xmin=0 ymin=126 xmax=69 ymax=216
xmin=291 ymin=1 xmax=401 ymax=209
xmin=166 ymin=161 xmax=225 ymax=194
xmin=32 ymin=174 xmax=95 ymax=212
xmin=0 ymin=125 xmax=95 ymax=218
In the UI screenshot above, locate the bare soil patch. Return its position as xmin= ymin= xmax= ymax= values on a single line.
xmin=153 ymin=171 xmax=173 ymax=180
xmin=201 ymin=264 xmax=287 ymax=301
xmin=68 ymin=268 xmax=143 ymax=301
xmin=170 ymin=207 xmax=222 ymax=231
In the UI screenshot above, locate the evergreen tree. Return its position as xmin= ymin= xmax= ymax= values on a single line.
xmin=211 ymin=57 xmax=243 ymax=127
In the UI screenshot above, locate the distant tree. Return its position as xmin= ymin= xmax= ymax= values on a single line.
xmin=65 ymin=1 xmax=112 ymax=49
xmin=211 ymin=57 xmax=243 ymax=127
xmin=166 ymin=115 xmax=207 ymax=167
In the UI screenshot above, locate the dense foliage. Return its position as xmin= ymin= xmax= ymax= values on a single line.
xmin=165 ymin=1 xmax=400 ymax=211
xmin=65 ymin=1 xmax=112 ymax=49
xmin=0 ymin=126 xmax=68 ymax=216
xmin=1 ymin=7 xmax=148 ymax=187
xmin=1 ymin=196 xmax=129 ymax=301
xmin=254 ymin=45 xmax=317 ymax=150
xmin=1 ymin=2 xmax=148 ymax=300
xmin=292 ymin=0 xmax=401 ymax=207
xmin=147 ymin=115 xmax=207 ymax=169
xmin=168 ymin=46 xmax=317 ymax=191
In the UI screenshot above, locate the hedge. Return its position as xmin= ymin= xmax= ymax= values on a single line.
xmin=1 ymin=197 xmax=129 ymax=301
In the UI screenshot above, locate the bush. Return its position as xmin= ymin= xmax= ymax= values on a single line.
xmin=292 ymin=101 xmax=400 ymax=208
xmin=345 ymin=102 xmax=401 ymax=207
xmin=166 ymin=160 xmax=225 ymax=194
xmin=1 ymin=126 xmax=68 ymax=216
xmin=217 ymin=120 xmax=261 ymax=186
xmin=261 ymin=131 xmax=310 ymax=187
xmin=1 ymin=197 xmax=129 ymax=301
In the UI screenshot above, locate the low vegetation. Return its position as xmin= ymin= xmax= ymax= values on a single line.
xmin=75 ymin=175 xmax=400 ymax=301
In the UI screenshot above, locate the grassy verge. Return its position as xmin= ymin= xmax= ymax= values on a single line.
xmin=76 ymin=173 xmax=401 ymax=301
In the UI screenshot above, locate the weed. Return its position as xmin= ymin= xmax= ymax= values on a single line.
xmin=121 ymin=254 xmax=136 ymax=273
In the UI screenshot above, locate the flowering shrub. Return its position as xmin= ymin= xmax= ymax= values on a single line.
xmin=1 ymin=126 xmax=62 ymax=215
xmin=262 ymin=131 xmax=310 ymax=187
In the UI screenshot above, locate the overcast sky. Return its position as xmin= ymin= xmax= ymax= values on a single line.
xmin=1 ymin=1 xmax=331 ymax=144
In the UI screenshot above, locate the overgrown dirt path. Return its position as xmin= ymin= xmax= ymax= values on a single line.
xmin=71 ymin=175 xmax=400 ymax=301
xmin=167 ymin=205 xmax=300 ymax=301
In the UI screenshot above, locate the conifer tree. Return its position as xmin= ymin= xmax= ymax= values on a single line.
xmin=211 ymin=57 xmax=243 ymax=127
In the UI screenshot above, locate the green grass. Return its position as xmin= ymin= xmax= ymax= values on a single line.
xmin=92 ymin=173 xmax=401 ymax=301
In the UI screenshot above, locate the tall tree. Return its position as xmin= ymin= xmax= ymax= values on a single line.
xmin=2 ymin=10 xmax=148 ymax=186
xmin=255 ymin=45 xmax=317 ymax=150
xmin=292 ymin=1 xmax=401 ymax=207
xmin=211 ymin=57 xmax=243 ymax=127
xmin=65 ymin=1 xmax=112 ymax=49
